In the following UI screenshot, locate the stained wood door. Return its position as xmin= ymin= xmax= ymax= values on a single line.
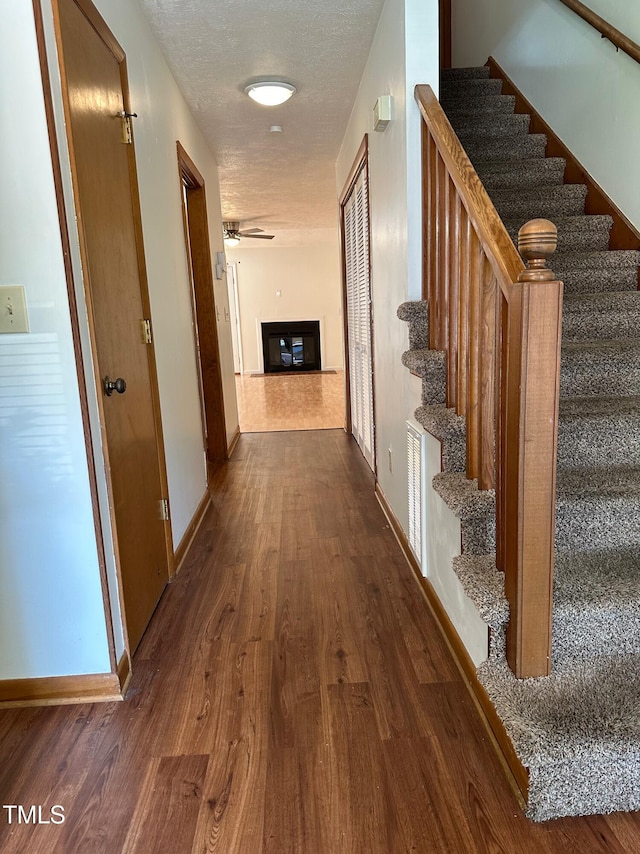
xmin=54 ymin=0 xmax=171 ymax=651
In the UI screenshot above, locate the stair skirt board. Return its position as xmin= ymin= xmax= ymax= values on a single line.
xmin=398 ymin=59 xmax=640 ymax=824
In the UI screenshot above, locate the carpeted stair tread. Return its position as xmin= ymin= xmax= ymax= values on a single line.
xmin=478 ymin=655 xmax=640 ymax=821
xmin=475 ymin=157 xmax=566 ymax=190
xmin=432 ymin=472 xmax=495 ymax=555
xmin=414 ymin=404 xmax=465 ymax=473
xmin=452 ymin=554 xmax=509 ymax=626
xmin=491 ymin=184 xmax=587 ymax=220
xmin=456 ymin=132 xmax=547 ymax=162
xmin=560 ymin=338 xmax=640 ymax=397
xmin=558 ymin=396 xmax=640 ymax=469
xmin=562 ymin=291 xmax=640 ymax=340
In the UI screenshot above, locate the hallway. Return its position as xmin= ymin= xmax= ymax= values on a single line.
xmin=1 ymin=430 xmax=639 ymax=852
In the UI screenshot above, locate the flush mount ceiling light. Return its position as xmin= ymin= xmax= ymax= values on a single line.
xmin=244 ymin=81 xmax=296 ymax=107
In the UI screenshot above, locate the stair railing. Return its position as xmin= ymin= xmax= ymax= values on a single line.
xmin=415 ymin=84 xmax=564 ymax=678
xmin=556 ymin=0 xmax=640 ymax=66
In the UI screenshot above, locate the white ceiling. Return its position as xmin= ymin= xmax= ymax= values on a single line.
xmin=138 ymin=0 xmax=386 ymax=242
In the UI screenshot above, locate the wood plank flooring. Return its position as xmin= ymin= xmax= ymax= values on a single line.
xmin=2 ymin=429 xmax=640 ymax=852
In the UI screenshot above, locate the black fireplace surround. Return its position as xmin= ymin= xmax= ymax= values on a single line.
xmin=261 ymin=320 xmax=321 ymax=373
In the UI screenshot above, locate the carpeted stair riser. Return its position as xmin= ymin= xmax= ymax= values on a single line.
xmin=560 ymin=339 xmax=640 ymax=397
xmin=476 ymin=157 xmax=566 ymax=190
xmin=450 ymin=112 xmax=531 ymax=139
xmin=555 ymin=483 xmax=640 ymax=554
xmin=563 ymin=291 xmax=640 ymax=340
xmin=491 ymin=184 xmax=587 ymax=220
xmin=553 ymin=250 xmax=640 ymax=288
xmin=440 ymin=77 xmax=503 ymax=99
xmin=552 ymin=549 xmax=640 ymax=665
xmin=443 ymin=94 xmax=518 ymax=119
xmin=558 ymin=397 xmax=640 ymax=469
xmin=456 ymin=132 xmax=547 ymax=162
xmin=441 ymin=66 xmax=491 ymax=81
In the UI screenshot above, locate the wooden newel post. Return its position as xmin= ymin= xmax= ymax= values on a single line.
xmin=503 ymin=219 xmax=563 ymax=678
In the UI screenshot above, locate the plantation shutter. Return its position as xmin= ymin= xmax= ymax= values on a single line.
xmin=343 ymin=166 xmax=374 ymax=470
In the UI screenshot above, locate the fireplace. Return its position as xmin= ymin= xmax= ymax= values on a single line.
xmin=261 ymin=320 xmax=321 ymax=373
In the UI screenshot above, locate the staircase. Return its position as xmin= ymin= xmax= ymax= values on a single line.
xmin=400 ymin=65 xmax=640 ymax=821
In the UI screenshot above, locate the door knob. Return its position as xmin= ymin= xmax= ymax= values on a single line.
xmin=103 ymin=376 xmax=127 ymax=396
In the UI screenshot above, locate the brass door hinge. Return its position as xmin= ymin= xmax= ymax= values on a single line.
xmin=119 ymin=110 xmax=137 ymax=145
xmin=141 ymin=319 xmax=152 ymax=344
xmin=159 ymin=498 xmax=170 ymax=521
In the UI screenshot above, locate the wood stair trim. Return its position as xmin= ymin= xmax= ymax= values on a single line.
xmin=486 ymin=56 xmax=640 ymax=285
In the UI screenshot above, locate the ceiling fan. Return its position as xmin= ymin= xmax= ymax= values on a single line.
xmin=223 ymin=221 xmax=275 ymax=245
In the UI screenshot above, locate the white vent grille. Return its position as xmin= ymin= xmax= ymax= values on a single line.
xmin=407 ymin=420 xmax=425 ymax=570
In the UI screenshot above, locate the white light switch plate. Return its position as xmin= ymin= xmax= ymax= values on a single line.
xmin=0 ymin=286 xmax=29 ymax=334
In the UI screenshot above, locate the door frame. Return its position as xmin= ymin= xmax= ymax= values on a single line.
xmin=176 ymin=142 xmax=228 ymax=466
xmin=49 ymin=0 xmax=175 ymax=649
xmin=440 ymin=0 xmax=452 ymax=70
xmin=339 ymin=134 xmax=377 ymax=474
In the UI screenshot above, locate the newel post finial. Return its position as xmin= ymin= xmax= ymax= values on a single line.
xmin=517 ymin=219 xmax=558 ymax=282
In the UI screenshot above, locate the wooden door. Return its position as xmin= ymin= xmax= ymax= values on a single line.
xmin=54 ymin=0 xmax=172 ymax=651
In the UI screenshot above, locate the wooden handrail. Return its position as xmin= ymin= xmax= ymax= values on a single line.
xmin=416 ymin=84 xmax=563 ymax=678
xmin=557 ymin=0 xmax=640 ymax=65
xmin=415 ymin=86 xmax=523 ymax=292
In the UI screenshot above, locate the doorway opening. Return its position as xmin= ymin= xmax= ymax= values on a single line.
xmin=177 ymin=142 xmax=228 ymax=467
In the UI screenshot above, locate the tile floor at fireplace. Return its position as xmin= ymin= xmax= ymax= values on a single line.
xmin=235 ymin=371 xmax=345 ymax=432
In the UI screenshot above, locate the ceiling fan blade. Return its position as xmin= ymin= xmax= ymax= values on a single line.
xmin=239 ymin=228 xmax=264 ymax=235
xmin=242 ymin=233 xmax=274 ymax=240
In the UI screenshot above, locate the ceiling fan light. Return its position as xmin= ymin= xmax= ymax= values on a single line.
xmin=224 ymin=234 xmax=241 ymax=247
xmin=244 ymin=81 xmax=296 ymax=107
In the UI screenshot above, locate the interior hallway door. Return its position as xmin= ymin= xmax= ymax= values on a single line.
xmin=54 ymin=0 xmax=172 ymax=651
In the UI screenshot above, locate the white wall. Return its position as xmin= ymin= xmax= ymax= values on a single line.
xmin=336 ymin=0 xmax=439 ymax=531
xmin=452 ymin=0 xmax=640 ymax=231
xmin=0 ymin=0 xmax=237 ymax=680
xmin=0 ymin=3 xmax=111 ymax=678
xmin=226 ymin=241 xmax=344 ymax=373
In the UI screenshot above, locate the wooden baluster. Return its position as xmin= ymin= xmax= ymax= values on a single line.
xmin=437 ymin=156 xmax=449 ymax=354
xmin=432 ymin=149 xmax=442 ymax=350
xmin=424 ymin=127 xmax=437 ymax=347
xmin=466 ymin=230 xmax=482 ymax=481
xmin=504 ymin=219 xmax=563 ymax=678
xmin=496 ymin=289 xmax=508 ymax=573
xmin=447 ymin=190 xmax=461 ymax=410
xmin=478 ymin=255 xmax=496 ymax=490
xmin=457 ymin=212 xmax=470 ymax=418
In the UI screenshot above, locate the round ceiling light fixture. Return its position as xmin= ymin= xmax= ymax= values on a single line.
xmin=244 ymin=81 xmax=296 ymax=107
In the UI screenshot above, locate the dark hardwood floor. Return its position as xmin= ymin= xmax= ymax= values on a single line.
xmin=2 ymin=429 xmax=640 ymax=852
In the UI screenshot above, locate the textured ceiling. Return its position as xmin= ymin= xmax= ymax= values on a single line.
xmin=138 ymin=0 xmax=386 ymax=239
